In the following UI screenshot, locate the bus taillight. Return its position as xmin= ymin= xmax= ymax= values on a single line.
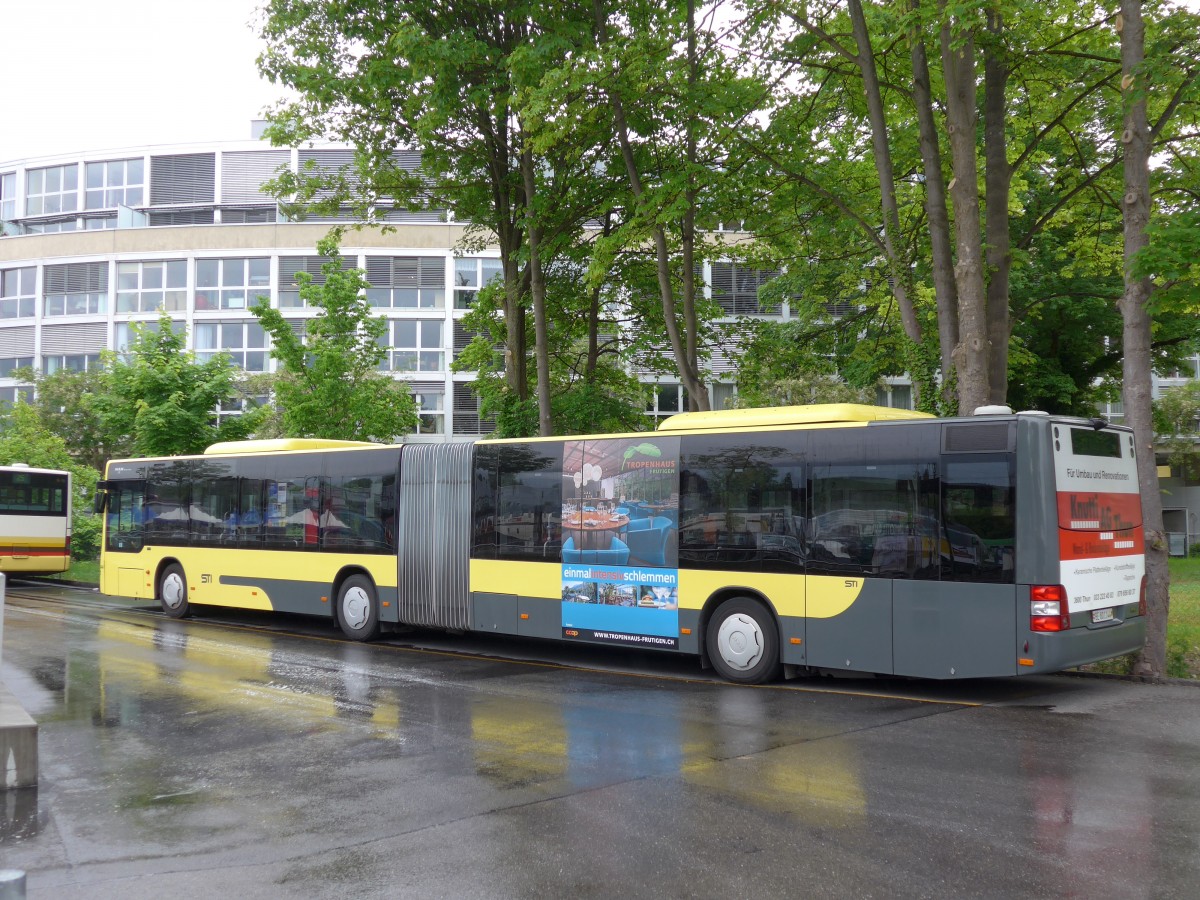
xmin=1030 ymin=585 xmax=1071 ymax=632
xmin=1138 ymin=576 xmax=1147 ymax=617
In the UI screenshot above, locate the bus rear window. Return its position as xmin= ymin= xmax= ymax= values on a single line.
xmin=1069 ymin=428 xmax=1121 ymax=458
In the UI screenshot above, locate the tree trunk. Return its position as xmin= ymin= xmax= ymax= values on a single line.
xmin=519 ymin=144 xmax=553 ymax=436
xmin=983 ymin=8 xmax=1012 ymax=406
xmin=594 ymin=0 xmax=708 ymax=410
xmin=682 ymin=0 xmax=706 ymax=411
xmin=1118 ymin=0 xmax=1169 ymax=679
xmin=849 ymin=0 xmax=921 ymax=346
xmin=909 ymin=1 xmax=958 ymax=408
xmin=940 ymin=11 xmax=990 ymax=414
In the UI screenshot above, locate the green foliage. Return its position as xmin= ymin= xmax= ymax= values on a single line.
xmin=93 ymin=312 xmax=262 ymax=457
xmin=252 ymin=235 xmax=418 ymax=442
xmin=22 ymin=365 xmax=123 ymax=471
xmin=70 ymin=513 xmax=103 ymax=561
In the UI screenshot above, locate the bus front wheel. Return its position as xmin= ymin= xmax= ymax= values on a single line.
xmin=159 ymin=563 xmax=191 ymax=619
xmin=337 ymin=575 xmax=381 ymax=642
xmin=706 ymin=597 xmax=781 ymax=685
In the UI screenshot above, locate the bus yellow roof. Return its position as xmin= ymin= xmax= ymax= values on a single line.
xmin=655 ymin=403 xmax=934 ymax=432
xmin=203 ymin=438 xmax=382 ymax=456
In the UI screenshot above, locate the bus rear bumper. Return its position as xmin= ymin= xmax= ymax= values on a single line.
xmin=1019 ymin=616 xmax=1147 ymax=674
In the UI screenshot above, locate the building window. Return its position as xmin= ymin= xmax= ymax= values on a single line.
xmin=0 ymin=268 xmax=36 ymax=319
xmin=1 ymin=173 xmax=15 ymax=220
xmin=43 ymin=353 xmax=102 ymax=374
xmin=85 ymin=158 xmax=144 ymax=210
xmin=114 ymin=320 xmax=163 ymax=353
xmin=25 ymin=164 xmax=79 ymax=216
xmin=876 ymin=384 xmax=913 ymax=410
xmin=646 ymin=383 xmax=686 ymax=422
xmin=366 ymin=257 xmax=445 ymax=308
xmin=24 ymin=219 xmax=78 ymax=234
xmin=383 ymin=320 xmax=443 ymax=373
xmin=279 ymin=255 xmax=353 ymax=309
xmin=85 ymin=216 xmax=118 ymax=230
xmin=217 ymin=395 xmax=269 ymax=424
xmin=195 ymin=321 xmax=268 ymax=372
xmin=0 ymin=386 xmax=34 ymax=409
xmin=43 ymin=262 xmax=107 ymax=317
xmin=196 ymin=257 xmax=271 ymax=311
xmin=117 ymin=260 xmax=187 ymax=313
xmin=453 ymin=257 xmax=503 ymax=309
xmin=0 ymin=357 xmax=34 ymax=377
xmin=709 ymin=263 xmax=784 ymax=316
xmin=411 ymin=391 xmax=445 ymax=434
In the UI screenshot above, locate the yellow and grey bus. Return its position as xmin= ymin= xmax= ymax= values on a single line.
xmin=0 ymin=464 xmax=72 ymax=576
xmin=95 ymin=404 xmax=1147 ymax=683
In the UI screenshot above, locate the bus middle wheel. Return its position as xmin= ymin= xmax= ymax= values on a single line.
xmin=337 ymin=574 xmax=381 ymax=642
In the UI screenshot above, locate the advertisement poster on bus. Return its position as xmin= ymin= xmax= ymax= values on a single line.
xmin=1052 ymin=426 xmax=1145 ymax=614
xmin=560 ymin=436 xmax=681 ymax=648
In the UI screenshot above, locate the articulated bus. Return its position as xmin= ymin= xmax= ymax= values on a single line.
xmin=94 ymin=405 xmax=1147 ymax=683
xmin=0 ymin=464 xmax=72 ymax=576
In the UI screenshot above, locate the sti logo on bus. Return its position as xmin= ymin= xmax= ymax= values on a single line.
xmin=844 ymin=579 xmax=860 ymax=588
xmin=201 ymin=574 xmax=213 ymax=584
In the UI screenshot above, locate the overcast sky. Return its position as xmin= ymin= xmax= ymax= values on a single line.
xmin=0 ymin=0 xmax=282 ymax=163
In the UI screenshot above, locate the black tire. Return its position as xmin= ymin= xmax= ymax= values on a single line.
xmin=158 ymin=563 xmax=191 ymax=619
xmin=336 ymin=574 xmax=381 ymax=641
xmin=706 ymin=596 xmax=781 ymax=685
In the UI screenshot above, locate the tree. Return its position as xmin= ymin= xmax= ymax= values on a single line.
xmin=21 ymin=365 xmax=126 ymax=471
xmin=1120 ymin=0 xmax=1169 ymax=679
xmin=93 ymin=312 xmax=260 ymax=458
xmin=252 ymin=234 xmax=418 ymax=442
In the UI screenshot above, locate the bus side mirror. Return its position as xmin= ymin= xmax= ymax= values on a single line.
xmin=94 ymin=490 xmax=108 ymax=514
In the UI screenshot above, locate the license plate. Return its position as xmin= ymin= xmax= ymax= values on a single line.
xmin=1092 ymin=607 xmax=1115 ymax=624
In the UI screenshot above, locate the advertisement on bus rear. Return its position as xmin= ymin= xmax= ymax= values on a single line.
xmin=1052 ymin=425 xmax=1145 ymax=614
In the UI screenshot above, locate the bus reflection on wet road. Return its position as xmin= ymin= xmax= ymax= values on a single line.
xmin=3 ymin=583 xmax=1198 ymax=899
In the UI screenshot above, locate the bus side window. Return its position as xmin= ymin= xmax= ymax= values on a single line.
xmin=940 ymin=458 xmax=1014 ymax=583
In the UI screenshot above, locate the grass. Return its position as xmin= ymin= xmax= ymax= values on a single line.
xmin=1166 ymin=557 xmax=1200 ymax=679
xmin=25 ymin=556 xmax=1200 ymax=679
xmin=36 ymin=558 xmax=99 ymax=585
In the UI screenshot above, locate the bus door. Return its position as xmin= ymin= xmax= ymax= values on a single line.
xmin=806 ymin=462 xmax=940 ymax=674
xmin=892 ymin=455 xmax=1018 ymax=678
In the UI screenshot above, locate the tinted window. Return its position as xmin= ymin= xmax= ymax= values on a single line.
xmin=679 ymin=433 xmax=806 ymax=572
xmin=941 ymin=456 xmax=1015 ymax=583
xmin=472 ymin=444 xmax=499 ymax=560
xmin=144 ymin=461 xmax=191 ymax=546
xmin=494 ymin=443 xmax=565 ymax=561
xmin=0 ymin=472 xmax=68 ymax=515
xmin=809 ymin=461 xmax=939 ymax=579
xmin=1070 ymin=428 xmax=1121 ymax=458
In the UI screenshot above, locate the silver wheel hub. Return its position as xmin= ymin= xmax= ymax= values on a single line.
xmin=162 ymin=572 xmax=186 ymax=609
xmin=716 ymin=613 xmax=764 ymax=672
xmin=342 ymin=586 xmax=371 ymax=630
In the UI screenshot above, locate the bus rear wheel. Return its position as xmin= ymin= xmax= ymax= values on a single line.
xmin=159 ymin=563 xmax=190 ymax=619
xmin=707 ymin=597 xmax=781 ymax=685
xmin=337 ymin=574 xmax=381 ymax=642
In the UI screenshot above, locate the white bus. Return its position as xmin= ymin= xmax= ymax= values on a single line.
xmin=0 ymin=464 xmax=72 ymax=576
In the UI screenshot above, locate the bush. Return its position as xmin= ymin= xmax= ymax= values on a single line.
xmin=71 ymin=513 xmax=102 ymax=561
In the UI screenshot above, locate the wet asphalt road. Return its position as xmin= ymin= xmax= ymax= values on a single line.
xmin=2 ymin=582 xmax=1199 ymax=899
